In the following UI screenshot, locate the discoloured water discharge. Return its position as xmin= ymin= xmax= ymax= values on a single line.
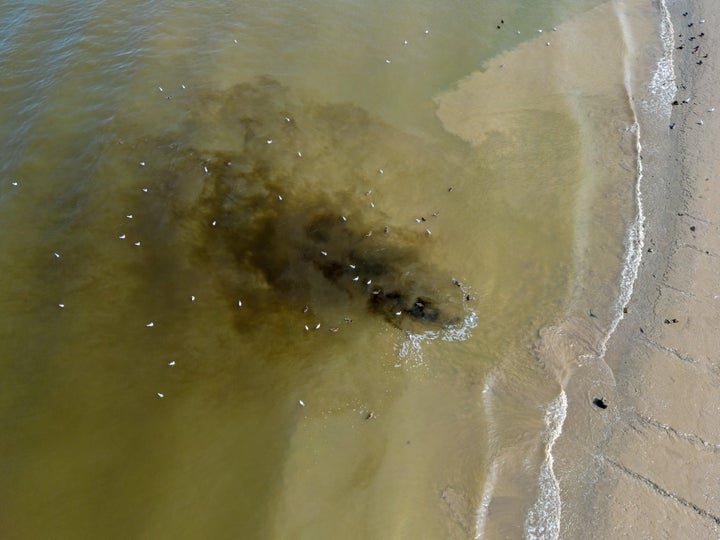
xmin=106 ymin=78 xmax=470 ymax=341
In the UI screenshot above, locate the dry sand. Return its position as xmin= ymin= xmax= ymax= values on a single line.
xmin=570 ymin=1 xmax=720 ymax=537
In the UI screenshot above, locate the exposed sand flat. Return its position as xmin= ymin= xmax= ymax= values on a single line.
xmin=578 ymin=0 xmax=720 ymax=537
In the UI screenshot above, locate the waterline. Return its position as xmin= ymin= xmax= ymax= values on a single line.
xmin=646 ymin=0 xmax=677 ymax=117
xmin=593 ymin=0 xmax=676 ymax=363
xmin=525 ymin=2 xmax=675 ymax=537
xmin=524 ymin=390 xmax=568 ymax=540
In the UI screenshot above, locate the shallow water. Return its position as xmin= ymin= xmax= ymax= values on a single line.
xmin=0 ymin=1 xmax=665 ymax=538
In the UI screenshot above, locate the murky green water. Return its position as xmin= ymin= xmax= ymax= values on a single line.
xmin=0 ymin=1 xmax=664 ymax=538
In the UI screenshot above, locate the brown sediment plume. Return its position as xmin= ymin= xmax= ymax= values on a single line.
xmin=107 ymin=77 xmax=469 ymax=336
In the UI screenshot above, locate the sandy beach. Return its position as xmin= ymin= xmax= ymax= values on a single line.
xmin=559 ymin=0 xmax=720 ymax=537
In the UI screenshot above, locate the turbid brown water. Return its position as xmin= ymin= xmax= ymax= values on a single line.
xmin=0 ymin=1 xmax=669 ymax=538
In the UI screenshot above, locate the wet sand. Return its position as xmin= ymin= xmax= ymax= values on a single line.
xmin=564 ymin=0 xmax=720 ymax=537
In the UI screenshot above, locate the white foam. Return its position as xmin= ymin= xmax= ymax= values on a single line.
xmin=646 ymin=0 xmax=676 ymax=118
xmin=474 ymin=457 xmax=500 ymax=539
xmin=524 ymin=390 xmax=567 ymax=540
xmin=395 ymin=288 xmax=477 ymax=366
xmin=475 ymin=371 xmax=499 ymax=539
xmin=592 ymin=121 xmax=644 ymax=364
xmin=591 ymin=0 xmax=664 ymax=363
xmin=442 ymin=309 xmax=478 ymax=342
xmin=524 ymin=4 xmax=672 ymax=538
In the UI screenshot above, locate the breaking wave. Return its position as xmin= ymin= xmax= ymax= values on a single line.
xmin=396 ymin=302 xmax=477 ymax=366
xmin=524 ymin=390 xmax=567 ymax=540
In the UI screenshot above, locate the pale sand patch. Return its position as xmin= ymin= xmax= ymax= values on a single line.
xmin=434 ymin=2 xmax=646 ymax=148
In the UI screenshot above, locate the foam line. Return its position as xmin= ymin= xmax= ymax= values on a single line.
xmin=594 ymin=0 xmax=676 ymax=361
xmin=396 ymin=283 xmax=477 ymax=365
xmin=524 ymin=390 xmax=568 ymax=540
xmin=474 ymin=372 xmax=499 ymax=539
xmin=647 ymin=0 xmax=677 ymax=116
xmin=526 ymin=4 xmax=676 ymax=539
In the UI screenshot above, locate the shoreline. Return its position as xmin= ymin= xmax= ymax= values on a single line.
xmin=561 ymin=0 xmax=720 ymax=536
